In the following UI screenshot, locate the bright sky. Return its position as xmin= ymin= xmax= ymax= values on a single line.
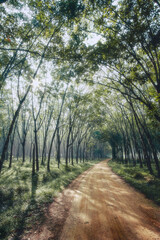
xmin=3 ymin=0 xmax=118 ymax=103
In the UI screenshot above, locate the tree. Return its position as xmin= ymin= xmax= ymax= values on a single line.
xmin=17 ymin=104 xmax=30 ymax=163
xmin=32 ymin=90 xmax=45 ymax=172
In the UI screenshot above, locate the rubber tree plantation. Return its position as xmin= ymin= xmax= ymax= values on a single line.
xmin=0 ymin=0 xmax=160 ymax=239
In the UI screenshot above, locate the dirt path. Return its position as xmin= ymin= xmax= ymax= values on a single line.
xmin=22 ymin=160 xmax=160 ymax=240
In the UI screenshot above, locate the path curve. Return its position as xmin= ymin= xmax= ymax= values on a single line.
xmin=22 ymin=160 xmax=160 ymax=240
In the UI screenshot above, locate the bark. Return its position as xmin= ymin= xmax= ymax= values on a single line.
xmin=34 ymin=127 xmax=39 ymax=172
xmin=82 ymin=142 xmax=86 ymax=163
xmin=30 ymin=142 xmax=32 ymax=163
xmin=76 ymin=143 xmax=80 ymax=164
xmin=22 ymin=141 xmax=26 ymax=163
xmin=80 ymin=147 xmax=82 ymax=162
xmin=56 ymin=128 xmax=61 ymax=168
xmin=32 ymin=144 xmax=35 ymax=176
xmin=16 ymin=140 xmax=20 ymax=161
xmin=65 ymin=131 xmax=70 ymax=166
xmin=71 ymin=131 xmax=74 ymax=166
xmin=9 ymin=123 xmax=16 ymax=168
xmin=112 ymin=143 xmax=116 ymax=160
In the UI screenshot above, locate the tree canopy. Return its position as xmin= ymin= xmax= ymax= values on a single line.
xmin=0 ymin=0 xmax=160 ymax=174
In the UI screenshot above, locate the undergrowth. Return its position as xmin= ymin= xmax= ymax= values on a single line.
xmin=108 ymin=159 xmax=160 ymax=206
xmin=0 ymin=158 xmax=99 ymax=240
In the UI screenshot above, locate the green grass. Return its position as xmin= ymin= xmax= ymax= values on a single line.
xmin=0 ymin=158 xmax=99 ymax=240
xmin=108 ymin=159 xmax=160 ymax=206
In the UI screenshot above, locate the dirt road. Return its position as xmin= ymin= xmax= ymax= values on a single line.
xmin=23 ymin=160 xmax=160 ymax=240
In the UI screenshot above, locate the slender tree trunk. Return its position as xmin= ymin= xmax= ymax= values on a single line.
xmin=83 ymin=143 xmax=86 ymax=163
xmin=57 ymin=130 xmax=61 ymax=169
xmin=47 ymin=128 xmax=57 ymax=172
xmin=22 ymin=141 xmax=26 ymax=163
xmin=138 ymin=150 xmax=143 ymax=168
xmin=71 ymin=145 xmax=74 ymax=166
xmin=69 ymin=147 xmax=71 ymax=163
xmin=9 ymin=122 xmax=17 ymax=168
xmin=71 ymin=132 xmax=74 ymax=166
xmin=32 ymin=144 xmax=35 ymax=176
xmin=76 ymin=143 xmax=80 ymax=164
xmin=34 ymin=129 xmax=39 ymax=172
xmin=41 ymin=110 xmax=53 ymax=165
xmin=65 ymin=127 xmax=71 ymax=167
xmin=9 ymin=140 xmax=13 ymax=168
xmin=41 ymin=134 xmax=47 ymax=165
xmin=65 ymin=143 xmax=69 ymax=166
xmin=17 ymin=140 xmax=20 ymax=161
xmin=80 ymin=147 xmax=82 ymax=162
xmin=112 ymin=143 xmax=116 ymax=160
xmin=30 ymin=142 xmax=32 ymax=163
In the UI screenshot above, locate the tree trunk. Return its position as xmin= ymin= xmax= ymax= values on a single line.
xmin=32 ymin=144 xmax=35 ymax=176
xmin=80 ymin=147 xmax=82 ymax=162
xmin=112 ymin=143 xmax=116 ymax=160
xmin=30 ymin=142 xmax=32 ymax=163
xmin=83 ymin=143 xmax=86 ymax=163
xmin=65 ymin=127 xmax=71 ymax=167
xmin=47 ymin=128 xmax=57 ymax=172
xmin=65 ymin=143 xmax=69 ymax=166
xmin=9 ymin=140 xmax=13 ymax=169
xmin=17 ymin=141 xmax=20 ymax=161
xmin=22 ymin=141 xmax=25 ymax=163
xmin=76 ymin=143 xmax=80 ymax=164
xmin=9 ymin=122 xmax=17 ymax=168
xmin=34 ymin=129 xmax=39 ymax=172
xmin=57 ymin=130 xmax=61 ymax=169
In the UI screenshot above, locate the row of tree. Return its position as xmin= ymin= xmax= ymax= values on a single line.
xmin=67 ymin=0 xmax=160 ymax=177
xmin=96 ymin=91 xmax=160 ymax=177
xmin=0 ymin=76 xmax=108 ymax=173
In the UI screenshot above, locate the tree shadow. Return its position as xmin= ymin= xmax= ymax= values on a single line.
xmin=12 ymin=174 xmax=39 ymax=240
xmin=31 ymin=173 xmax=39 ymax=204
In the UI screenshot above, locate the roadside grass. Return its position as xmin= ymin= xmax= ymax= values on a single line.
xmin=0 ymin=158 xmax=99 ymax=240
xmin=108 ymin=160 xmax=160 ymax=206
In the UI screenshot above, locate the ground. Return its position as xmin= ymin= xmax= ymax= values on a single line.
xmin=22 ymin=160 xmax=160 ymax=240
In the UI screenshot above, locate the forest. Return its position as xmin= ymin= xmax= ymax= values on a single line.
xmin=0 ymin=0 xmax=160 ymax=239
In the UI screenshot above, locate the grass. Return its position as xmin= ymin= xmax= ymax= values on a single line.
xmin=108 ymin=159 xmax=160 ymax=206
xmin=0 ymin=158 xmax=99 ymax=240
